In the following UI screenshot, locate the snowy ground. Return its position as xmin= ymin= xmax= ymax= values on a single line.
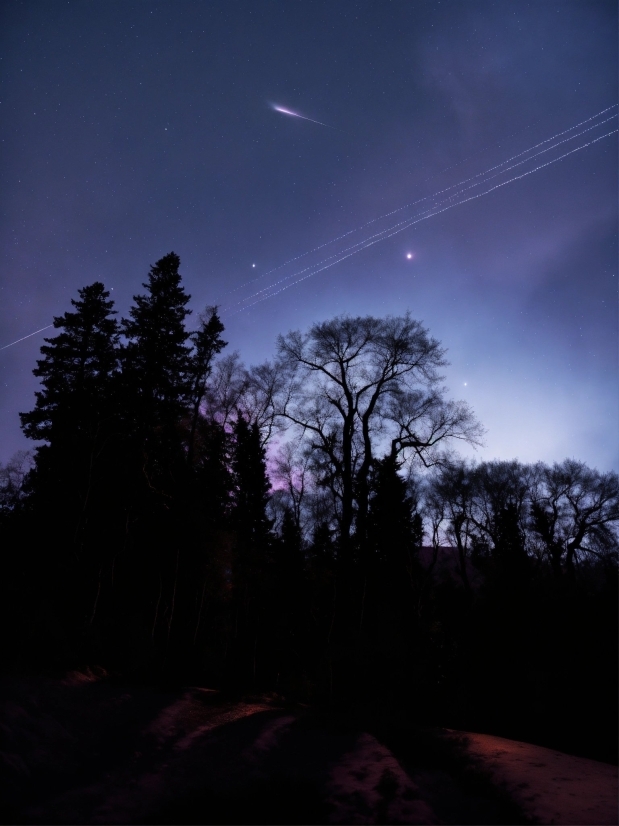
xmin=0 ymin=674 xmax=616 ymax=824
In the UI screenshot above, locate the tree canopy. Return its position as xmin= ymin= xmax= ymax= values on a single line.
xmin=269 ymin=313 xmax=483 ymax=554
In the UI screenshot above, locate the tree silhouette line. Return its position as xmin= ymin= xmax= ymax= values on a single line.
xmin=1 ymin=253 xmax=617 ymax=761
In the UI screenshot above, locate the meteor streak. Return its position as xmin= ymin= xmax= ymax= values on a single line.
xmin=0 ymin=325 xmax=53 ymax=351
xmin=272 ymin=104 xmax=341 ymax=131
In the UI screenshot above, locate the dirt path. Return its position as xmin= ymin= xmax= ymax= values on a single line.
xmin=1 ymin=677 xmax=616 ymax=824
xmin=1 ymin=682 xmax=437 ymax=824
xmin=451 ymin=730 xmax=618 ymax=826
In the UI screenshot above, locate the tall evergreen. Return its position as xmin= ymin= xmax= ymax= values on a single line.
xmin=271 ymin=507 xmax=308 ymax=688
xmin=231 ymin=416 xmax=272 ymax=547
xmin=187 ymin=307 xmax=227 ymax=465
xmin=121 ymin=252 xmax=192 ymax=437
xmin=20 ymin=281 xmax=120 ymax=517
xmin=107 ymin=254 xmax=193 ymax=671
xmin=18 ymin=282 xmax=120 ymax=660
xmin=21 ymin=282 xmax=119 ymax=446
xmin=228 ymin=415 xmax=273 ymax=684
xmin=362 ymin=455 xmax=423 ymax=696
xmin=367 ymin=454 xmax=421 ymax=568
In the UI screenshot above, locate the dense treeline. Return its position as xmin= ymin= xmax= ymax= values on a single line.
xmin=1 ymin=253 xmax=617 ymax=761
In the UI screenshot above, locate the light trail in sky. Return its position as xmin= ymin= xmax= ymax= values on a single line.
xmin=272 ymin=104 xmax=342 ymax=131
xmin=232 ymin=114 xmax=617 ymax=306
xmin=2 ymin=108 xmax=616 ymax=353
xmin=228 ymin=104 xmax=617 ymax=297
xmin=0 ymin=325 xmax=53 ymax=351
xmin=229 ymin=127 xmax=618 ymax=313
xmin=228 ymin=114 xmax=618 ymax=309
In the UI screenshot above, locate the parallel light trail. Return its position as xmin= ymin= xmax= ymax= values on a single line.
xmin=229 ymin=127 xmax=617 ymax=314
xmin=227 ymin=115 xmax=618 ymax=311
xmin=0 ymin=325 xmax=53 ymax=352
xmin=229 ymin=114 xmax=617 ymax=308
xmin=228 ymin=104 xmax=617 ymax=298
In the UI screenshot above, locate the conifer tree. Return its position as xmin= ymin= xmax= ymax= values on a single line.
xmin=187 ymin=307 xmax=227 ymax=465
xmin=20 ymin=281 xmax=120 ymax=512
xmin=271 ymin=507 xmax=308 ymax=685
xmin=18 ymin=283 xmax=120 ymax=656
xmin=107 ymin=254 xmax=193 ymax=669
xmin=367 ymin=454 xmax=421 ymax=567
xmin=21 ymin=282 xmax=119 ymax=445
xmin=232 ymin=415 xmax=272 ymax=547
xmin=274 ymin=507 xmax=306 ymax=624
xmin=121 ymin=252 xmax=192 ymax=437
xmin=229 ymin=415 xmax=273 ymax=684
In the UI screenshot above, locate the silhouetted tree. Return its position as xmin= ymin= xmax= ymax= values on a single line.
xmin=269 ymin=507 xmax=308 ymax=687
xmin=270 ymin=314 xmax=483 ymax=560
xmin=21 ymin=282 xmax=119 ymax=445
xmin=97 ymin=255 xmax=192 ymax=666
xmin=0 ymin=451 xmax=33 ymax=516
xmin=16 ymin=283 xmax=121 ymax=659
xmin=232 ymin=415 xmax=272 ymax=547
xmin=19 ymin=280 xmax=121 ymax=534
xmin=121 ymin=252 xmax=191 ymax=444
xmin=6 ymin=274 xmax=619 ymax=761
xmin=426 ymin=460 xmax=477 ymax=593
xmin=187 ymin=307 xmax=227 ymax=465
xmin=367 ymin=455 xmax=421 ymax=568
xmin=228 ymin=415 xmax=273 ymax=684
xmin=529 ymin=459 xmax=619 ymax=578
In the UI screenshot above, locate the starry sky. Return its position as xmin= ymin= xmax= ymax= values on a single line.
xmin=1 ymin=0 xmax=617 ymax=469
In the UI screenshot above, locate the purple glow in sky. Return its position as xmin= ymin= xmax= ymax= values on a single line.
xmin=0 ymin=1 xmax=617 ymax=471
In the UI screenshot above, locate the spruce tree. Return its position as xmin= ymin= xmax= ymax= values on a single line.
xmin=271 ymin=507 xmax=308 ymax=687
xmin=367 ymin=454 xmax=420 ymax=567
xmin=232 ymin=416 xmax=272 ymax=547
xmin=20 ymin=281 xmax=120 ymax=512
xmin=19 ymin=282 xmax=120 ymax=658
xmin=229 ymin=415 xmax=273 ymax=684
xmin=121 ymin=252 xmax=192 ymax=437
xmin=113 ymin=254 xmax=193 ymax=669
xmin=187 ymin=307 xmax=227 ymax=465
xmin=21 ymin=282 xmax=119 ymax=445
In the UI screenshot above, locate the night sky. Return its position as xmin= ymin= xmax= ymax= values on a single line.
xmin=1 ymin=0 xmax=617 ymax=469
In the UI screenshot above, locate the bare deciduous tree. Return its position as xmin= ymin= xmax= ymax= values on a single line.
xmin=269 ymin=313 xmax=483 ymax=556
xmin=0 ymin=451 xmax=33 ymax=514
xmin=530 ymin=459 xmax=619 ymax=576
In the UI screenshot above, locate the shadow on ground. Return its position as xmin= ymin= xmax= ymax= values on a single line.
xmin=0 ymin=674 xmax=545 ymax=824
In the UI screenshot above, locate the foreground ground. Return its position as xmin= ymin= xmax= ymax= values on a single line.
xmin=0 ymin=674 xmax=616 ymax=825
